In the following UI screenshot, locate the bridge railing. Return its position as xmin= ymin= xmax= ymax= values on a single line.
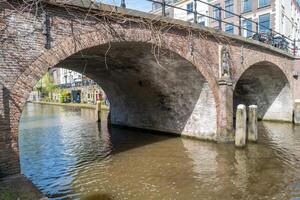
xmin=195 ymin=0 xmax=297 ymax=56
xmin=118 ymin=0 xmax=298 ymax=56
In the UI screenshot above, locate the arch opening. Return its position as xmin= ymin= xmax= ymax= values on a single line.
xmin=233 ymin=62 xmax=293 ymax=122
xmin=53 ymin=41 xmax=218 ymax=139
xmin=2 ymin=33 xmax=221 ymax=178
xmin=27 ymin=67 xmax=108 ymax=105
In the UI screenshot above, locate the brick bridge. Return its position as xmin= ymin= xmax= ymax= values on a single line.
xmin=1 ymin=1 xmax=300 ymax=177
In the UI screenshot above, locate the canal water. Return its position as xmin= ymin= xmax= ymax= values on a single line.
xmin=19 ymin=103 xmax=300 ymax=199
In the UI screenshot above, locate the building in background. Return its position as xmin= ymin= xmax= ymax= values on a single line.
xmin=52 ymin=68 xmax=83 ymax=103
xmin=151 ymin=0 xmax=209 ymax=25
xmin=151 ymin=0 xmax=177 ymax=18
xmin=28 ymin=68 xmax=107 ymax=105
xmin=151 ymin=0 xmax=300 ymax=52
xmin=53 ymin=68 xmax=106 ymax=104
xmin=174 ymin=0 xmax=209 ymax=24
xmin=208 ymin=0 xmax=300 ymax=48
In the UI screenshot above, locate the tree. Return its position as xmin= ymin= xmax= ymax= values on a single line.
xmin=43 ymin=72 xmax=58 ymax=101
xmin=33 ymin=72 xmax=58 ymax=101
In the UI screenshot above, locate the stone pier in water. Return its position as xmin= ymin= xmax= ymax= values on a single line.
xmin=235 ymin=105 xmax=247 ymax=147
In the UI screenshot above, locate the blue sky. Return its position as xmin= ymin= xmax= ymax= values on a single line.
xmin=100 ymin=0 xmax=152 ymax=11
xmin=100 ymin=0 xmax=300 ymax=12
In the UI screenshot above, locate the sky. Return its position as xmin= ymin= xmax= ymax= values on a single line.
xmin=99 ymin=0 xmax=300 ymax=12
xmin=99 ymin=0 xmax=152 ymax=12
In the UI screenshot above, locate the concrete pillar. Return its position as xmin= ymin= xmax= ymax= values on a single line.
xmin=248 ymin=105 xmax=258 ymax=142
xmin=235 ymin=104 xmax=247 ymax=147
xmin=216 ymin=78 xmax=234 ymax=142
xmin=96 ymin=101 xmax=101 ymax=122
xmin=294 ymin=100 xmax=300 ymax=124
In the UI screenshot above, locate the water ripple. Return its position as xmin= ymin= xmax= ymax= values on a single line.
xmin=19 ymin=103 xmax=300 ymax=199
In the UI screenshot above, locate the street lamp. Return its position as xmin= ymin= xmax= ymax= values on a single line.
xmin=121 ymin=0 xmax=126 ymax=8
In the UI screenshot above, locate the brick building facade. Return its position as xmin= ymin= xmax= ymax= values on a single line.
xmin=209 ymin=0 xmax=300 ymax=48
xmin=151 ymin=0 xmax=300 ymax=50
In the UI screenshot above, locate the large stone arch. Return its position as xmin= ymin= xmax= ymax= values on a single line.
xmin=10 ymin=28 xmax=220 ymax=140
xmin=233 ymin=61 xmax=293 ymax=122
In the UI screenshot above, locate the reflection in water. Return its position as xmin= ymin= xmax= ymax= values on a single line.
xmin=19 ymin=103 xmax=300 ymax=199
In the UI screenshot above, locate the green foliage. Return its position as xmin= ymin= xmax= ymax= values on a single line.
xmin=59 ymin=89 xmax=70 ymax=103
xmin=34 ymin=72 xmax=58 ymax=100
xmin=43 ymin=73 xmax=58 ymax=97
xmin=42 ymin=96 xmax=51 ymax=102
xmin=0 ymin=190 xmax=18 ymax=200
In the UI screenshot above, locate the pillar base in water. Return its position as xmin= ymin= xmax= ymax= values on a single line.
xmin=96 ymin=101 xmax=101 ymax=122
xmin=235 ymin=104 xmax=246 ymax=148
xmin=294 ymin=100 xmax=300 ymax=124
xmin=248 ymin=105 xmax=258 ymax=142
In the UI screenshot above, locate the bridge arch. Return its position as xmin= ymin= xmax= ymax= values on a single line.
xmin=234 ymin=55 xmax=293 ymax=88
xmin=11 ymin=28 xmax=220 ymax=141
xmin=233 ymin=61 xmax=293 ymax=122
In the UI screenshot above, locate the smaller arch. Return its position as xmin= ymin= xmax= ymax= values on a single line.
xmin=233 ymin=61 xmax=293 ymax=122
xmin=234 ymin=58 xmax=293 ymax=90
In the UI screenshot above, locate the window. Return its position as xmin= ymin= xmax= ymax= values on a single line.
xmin=213 ymin=3 xmax=221 ymax=20
xmin=225 ymin=24 xmax=234 ymax=33
xmin=225 ymin=0 xmax=233 ymax=18
xmin=187 ymin=2 xmax=193 ymax=14
xmin=259 ymin=13 xmax=270 ymax=32
xmin=198 ymin=16 xmax=206 ymax=26
xmin=243 ymin=0 xmax=252 ymax=12
xmin=199 ymin=21 xmax=206 ymax=26
xmin=243 ymin=18 xmax=253 ymax=37
xmin=259 ymin=0 xmax=270 ymax=8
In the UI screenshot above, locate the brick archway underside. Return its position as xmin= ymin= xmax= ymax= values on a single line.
xmin=233 ymin=61 xmax=293 ymax=122
xmin=11 ymin=30 xmax=220 ymax=138
xmin=58 ymin=41 xmax=218 ymax=138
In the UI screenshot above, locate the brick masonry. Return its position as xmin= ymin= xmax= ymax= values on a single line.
xmin=0 ymin=1 xmax=298 ymax=177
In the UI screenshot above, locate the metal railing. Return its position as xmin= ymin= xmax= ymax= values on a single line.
xmin=58 ymin=79 xmax=97 ymax=89
xmin=119 ymin=0 xmax=298 ymax=56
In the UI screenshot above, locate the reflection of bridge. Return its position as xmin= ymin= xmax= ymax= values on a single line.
xmin=0 ymin=0 xmax=300 ymax=178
